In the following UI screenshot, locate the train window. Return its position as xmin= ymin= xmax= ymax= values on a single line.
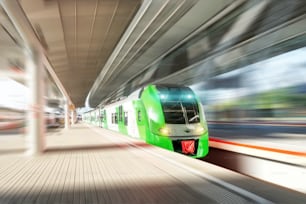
xmin=157 ymin=86 xmax=200 ymax=124
xmin=111 ymin=113 xmax=118 ymax=124
xmin=124 ymin=112 xmax=128 ymax=126
xmin=115 ymin=113 xmax=118 ymax=124
xmin=112 ymin=113 xmax=115 ymax=124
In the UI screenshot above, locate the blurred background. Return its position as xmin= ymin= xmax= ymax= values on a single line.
xmin=193 ymin=48 xmax=306 ymax=122
xmin=1 ymin=0 xmax=306 ymax=149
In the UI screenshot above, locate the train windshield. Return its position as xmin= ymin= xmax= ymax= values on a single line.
xmin=157 ymin=86 xmax=200 ymax=124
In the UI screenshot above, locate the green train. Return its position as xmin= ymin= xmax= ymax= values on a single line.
xmin=83 ymin=84 xmax=209 ymax=158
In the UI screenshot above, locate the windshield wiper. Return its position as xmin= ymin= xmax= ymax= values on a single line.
xmin=189 ymin=115 xmax=199 ymax=122
xmin=180 ymin=102 xmax=189 ymax=125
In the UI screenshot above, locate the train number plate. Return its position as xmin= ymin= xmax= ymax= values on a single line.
xmin=181 ymin=140 xmax=195 ymax=154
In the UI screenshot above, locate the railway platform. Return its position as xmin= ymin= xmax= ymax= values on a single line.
xmin=0 ymin=123 xmax=305 ymax=204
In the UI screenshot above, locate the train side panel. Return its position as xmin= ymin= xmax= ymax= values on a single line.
xmin=105 ymin=104 xmax=119 ymax=132
xmin=124 ymin=100 xmax=141 ymax=139
xmin=103 ymin=99 xmax=142 ymax=138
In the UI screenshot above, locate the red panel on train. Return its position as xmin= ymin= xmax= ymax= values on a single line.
xmin=181 ymin=140 xmax=195 ymax=154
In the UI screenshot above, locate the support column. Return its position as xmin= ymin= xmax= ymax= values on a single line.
xmin=26 ymin=47 xmax=45 ymax=155
xmin=65 ymin=101 xmax=70 ymax=129
xmin=71 ymin=110 xmax=75 ymax=125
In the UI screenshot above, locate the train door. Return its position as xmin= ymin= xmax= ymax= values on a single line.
xmin=117 ymin=105 xmax=128 ymax=135
xmin=126 ymin=101 xmax=139 ymax=138
xmin=107 ymin=106 xmax=118 ymax=131
xmin=102 ymin=109 xmax=107 ymax=128
xmin=133 ymin=100 xmax=150 ymax=141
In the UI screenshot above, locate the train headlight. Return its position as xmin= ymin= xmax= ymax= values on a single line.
xmin=159 ymin=127 xmax=170 ymax=136
xmin=195 ymin=125 xmax=205 ymax=135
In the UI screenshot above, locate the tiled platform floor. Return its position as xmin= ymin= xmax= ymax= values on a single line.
xmin=0 ymin=123 xmax=305 ymax=204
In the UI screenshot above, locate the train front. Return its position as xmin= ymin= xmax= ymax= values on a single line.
xmin=141 ymin=84 xmax=209 ymax=158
